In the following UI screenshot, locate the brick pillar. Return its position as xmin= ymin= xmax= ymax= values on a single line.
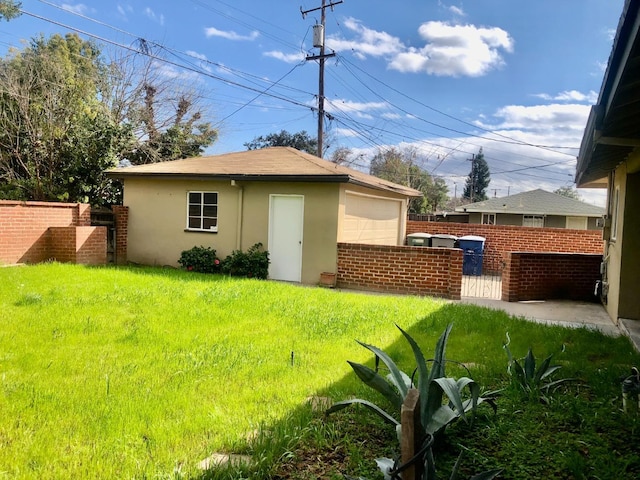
xmin=112 ymin=205 xmax=129 ymax=265
xmin=77 ymin=203 xmax=92 ymax=226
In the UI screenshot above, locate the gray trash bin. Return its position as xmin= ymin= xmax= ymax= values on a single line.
xmin=407 ymin=233 xmax=432 ymax=247
xmin=431 ymin=234 xmax=457 ymax=248
xmin=458 ymin=235 xmax=486 ymax=276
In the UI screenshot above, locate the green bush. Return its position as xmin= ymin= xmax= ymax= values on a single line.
xmin=177 ymin=245 xmax=221 ymax=273
xmin=221 ymin=243 xmax=270 ymax=279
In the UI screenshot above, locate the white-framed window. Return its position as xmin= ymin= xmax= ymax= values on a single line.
xmin=482 ymin=213 xmax=496 ymax=225
xmin=611 ymin=186 xmax=620 ymax=241
xmin=523 ymin=215 xmax=544 ymax=227
xmin=186 ymin=191 xmax=218 ymax=232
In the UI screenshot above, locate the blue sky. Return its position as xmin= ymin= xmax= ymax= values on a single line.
xmin=0 ymin=1 xmax=625 ymax=205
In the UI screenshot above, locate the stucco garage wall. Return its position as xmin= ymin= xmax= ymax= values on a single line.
xmin=122 ymin=178 xmax=341 ymax=284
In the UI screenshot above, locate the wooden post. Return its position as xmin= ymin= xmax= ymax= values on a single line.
xmin=401 ymin=388 xmax=423 ymax=480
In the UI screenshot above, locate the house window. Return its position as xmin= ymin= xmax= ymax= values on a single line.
xmin=482 ymin=213 xmax=496 ymax=225
xmin=566 ymin=216 xmax=587 ymax=230
xmin=187 ymin=191 xmax=218 ymax=232
xmin=523 ymin=215 xmax=544 ymax=227
xmin=611 ymin=187 xmax=619 ymax=241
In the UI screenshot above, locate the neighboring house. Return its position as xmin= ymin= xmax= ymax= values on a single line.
xmin=106 ymin=147 xmax=421 ymax=284
xmin=454 ymin=189 xmax=604 ymax=230
xmin=576 ymin=0 xmax=640 ymax=323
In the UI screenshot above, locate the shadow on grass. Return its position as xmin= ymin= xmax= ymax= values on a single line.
xmin=186 ymin=297 xmax=639 ymax=480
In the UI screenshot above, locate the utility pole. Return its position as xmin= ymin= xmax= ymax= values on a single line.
xmin=467 ymin=154 xmax=476 ymax=202
xmin=302 ymin=1 xmax=342 ymax=158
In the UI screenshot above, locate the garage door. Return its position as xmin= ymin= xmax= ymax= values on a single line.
xmin=342 ymin=192 xmax=402 ymax=245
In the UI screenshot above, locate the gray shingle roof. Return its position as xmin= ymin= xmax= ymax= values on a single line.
xmin=106 ymin=147 xmax=422 ymax=197
xmin=455 ymin=189 xmax=605 ymax=217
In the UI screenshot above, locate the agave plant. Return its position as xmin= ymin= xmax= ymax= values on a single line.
xmin=327 ymin=324 xmax=499 ymax=480
xmin=503 ymin=333 xmax=575 ymax=402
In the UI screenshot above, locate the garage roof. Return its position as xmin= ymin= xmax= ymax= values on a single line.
xmin=106 ymin=147 xmax=422 ymax=197
xmin=576 ymin=0 xmax=640 ymax=187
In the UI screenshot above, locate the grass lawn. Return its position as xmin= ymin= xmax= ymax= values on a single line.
xmin=1 ymin=263 xmax=639 ymax=479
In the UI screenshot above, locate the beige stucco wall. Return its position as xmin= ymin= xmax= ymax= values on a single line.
xmin=122 ymin=177 xmax=343 ymax=284
xmin=603 ymin=153 xmax=640 ymax=322
xmin=496 ymin=213 xmax=522 ymax=226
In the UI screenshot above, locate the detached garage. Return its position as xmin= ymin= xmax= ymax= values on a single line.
xmin=107 ymin=147 xmax=421 ymax=285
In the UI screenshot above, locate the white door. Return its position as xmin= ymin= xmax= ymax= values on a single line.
xmin=268 ymin=195 xmax=304 ymax=282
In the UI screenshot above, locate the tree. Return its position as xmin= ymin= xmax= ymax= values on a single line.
xmin=244 ymin=130 xmax=318 ymax=155
xmin=0 ymin=34 xmax=218 ymax=205
xmin=0 ymin=1 xmax=20 ymax=22
xmin=369 ymin=147 xmax=448 ymax=214
xmin=463 ymin=148 xmax=490 ymax=202
xmin=554 ymin=186 xmax=582 ymax=201
xmin=0 ymin=33 xmax=132 ymax=204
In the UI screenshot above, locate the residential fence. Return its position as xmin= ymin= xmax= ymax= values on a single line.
xmin=0 ymin=200 xmax=106 ymax=265
xmin=336 ymin=242 xmax=463 ymax=300
xmin=406 ymin=221 xmax=603 ymax=273
xmin=502 ymin=252 xmax=602 ymax=302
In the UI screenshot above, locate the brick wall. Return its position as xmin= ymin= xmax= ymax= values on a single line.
xmin=407 ymin=221 xmax=603 ymax=273
xmin=502 ymin=252 xmax=602 ymax=302
xmin=0 ymin=200 xmax=106 ymax=265
xmin=112 ymin=205 xmax=128 ymax=265
xmin=337 ymin=242 xmax=463 ymax=299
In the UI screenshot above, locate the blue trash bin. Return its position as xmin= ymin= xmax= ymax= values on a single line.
xmin=458 ymin=235 xmax=485 ymax=276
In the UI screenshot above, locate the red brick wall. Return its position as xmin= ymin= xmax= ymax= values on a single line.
xmin=337 ymin=242 xmax=463 ymax=299
xmin=407 ymin=221 xmax=603 ymax=273
xmin=502 ymin=252 xmax=602 ymax=302
xmin=112 ymin=205 xmax=128 ymax=265
xmin=0 ymin=200 xmax=106 ymax=265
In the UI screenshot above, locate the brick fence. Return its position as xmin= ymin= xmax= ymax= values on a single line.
xmin=406 ymin=221 xmax=603 ymax=273
xmin=337 ymin=242 xmax=463 ymax=299
xmin=502 ymin=252 xmax=602 ymax=302
xmin=0 ymin=200 xmax=106 ymax=265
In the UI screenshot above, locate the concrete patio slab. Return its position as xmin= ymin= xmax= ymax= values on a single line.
xmin=459 ymin=297 xmax=621 ymax=337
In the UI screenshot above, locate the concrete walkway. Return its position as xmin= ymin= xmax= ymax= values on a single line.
xmin=459 ymin=297 xmax=622 ymax=337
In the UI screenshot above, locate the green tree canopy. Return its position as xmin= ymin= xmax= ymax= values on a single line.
xmin=244 ymin=130 xmax=318 ymax=155
xmin=553 ymin=185 xmax=582 ymax=201
xmin=369 ymin=147 xmax=448 ymax=214
xmin=0 ymin=33 xmax=218 ymax=205
xmin=463 ymin=148 xmax=490 ymax=202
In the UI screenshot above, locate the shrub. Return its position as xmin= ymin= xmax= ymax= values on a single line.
xmin=221 ymin=243 xmax=270 ymax=279
xmin=177 ymin=246 xmax=221 ymax=274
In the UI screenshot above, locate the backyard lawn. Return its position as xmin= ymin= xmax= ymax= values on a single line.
xmin=1 ymin=263 xmax=639 ymax=479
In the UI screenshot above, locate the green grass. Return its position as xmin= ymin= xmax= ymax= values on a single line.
xmin=1 ymin=263 xmax=639 ymax=479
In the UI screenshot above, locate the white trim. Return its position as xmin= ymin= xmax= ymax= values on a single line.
xmin=611 ymin=186 xmax=620 ymax=241
xmin=481 ymin=213 xmax=496 ymax=225
xmin=186 ymin=191 xmax=219 ymax=233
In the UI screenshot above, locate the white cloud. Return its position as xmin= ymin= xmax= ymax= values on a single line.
xmin=263 ymin=50 xmax=305 ymax=63
xmin=144 ymin=7 xmax=164 ymax=26
xmin=205 ymin=27 xmax=259 ymax=41
xmin=449 ymin=5 xmax=465 ymax=16
xmin=323 ymin=18 xmax=513 ymax=77
xmin=186 ymin=50 xmax=207 ymax=61
xmin=485 ymin=103 xmax=591 ymax=133
xmin=61 ymin=3 xmax=90 ymax=15
xmin=382 ymin=113 xmax=402 ymax=120
xmin=533 ymin=90 xmax=598 ymax=104
xmin=117 ymin=4 xmax=133 ymax=18
xmin=390 ymin=22 xmax=514 ymax=76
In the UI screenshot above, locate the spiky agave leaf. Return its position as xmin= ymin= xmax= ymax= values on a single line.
xmin=325 ymin=399 xmax=399 ymax=427
xmin=524 ymin=348 xmax=536 ymax=381
xmin=347 ymin=360 xmax=403 ymax=410
xmin=356 ymin=340 xmax=409 ymax=400
xmin=396 ymin=324 xmax=431 ymax=430
xmin=374 ymin=457 xmax=396 ymax=480
xmin=425 ymin=324 xmax=453 ymax=425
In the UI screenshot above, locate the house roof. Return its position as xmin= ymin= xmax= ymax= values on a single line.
xmin=106 ymin=147 xmax=422 ymax=197
xmin=454 ymin=189 xmax=605 ymax=217
xmin=576 ymin=0 xmax=640 ymax=187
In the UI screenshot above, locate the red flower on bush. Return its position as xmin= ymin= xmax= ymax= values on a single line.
xmin=187 ymin=266 xmax=193 ymax=271
xmin=214 ymin=259 xmax=220 ymax=265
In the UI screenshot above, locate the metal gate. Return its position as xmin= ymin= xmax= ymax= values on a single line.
xmin=460 ymin=250 xmax=503 ymax=299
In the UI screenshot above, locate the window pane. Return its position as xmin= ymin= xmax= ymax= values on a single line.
xmin=204 ymin=192 xmax=217 ymax=204
xmin=189 ymin=205 xmax=201 ymax=216
xmin=203 ymin=205 xmax=217 ymax=217
xmin=189 ymin=192 xmax=201 ymax=204
xmin=188 ymin=217 xmax=201 ymax=229
xmin=203 ymin=218 xmax=217 ymax=229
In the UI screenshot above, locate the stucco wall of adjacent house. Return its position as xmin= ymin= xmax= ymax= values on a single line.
xmin=122 ymin=178 xmax=343 ymax=284
xmin=618 ymin=167 xmax=640 ymax=320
